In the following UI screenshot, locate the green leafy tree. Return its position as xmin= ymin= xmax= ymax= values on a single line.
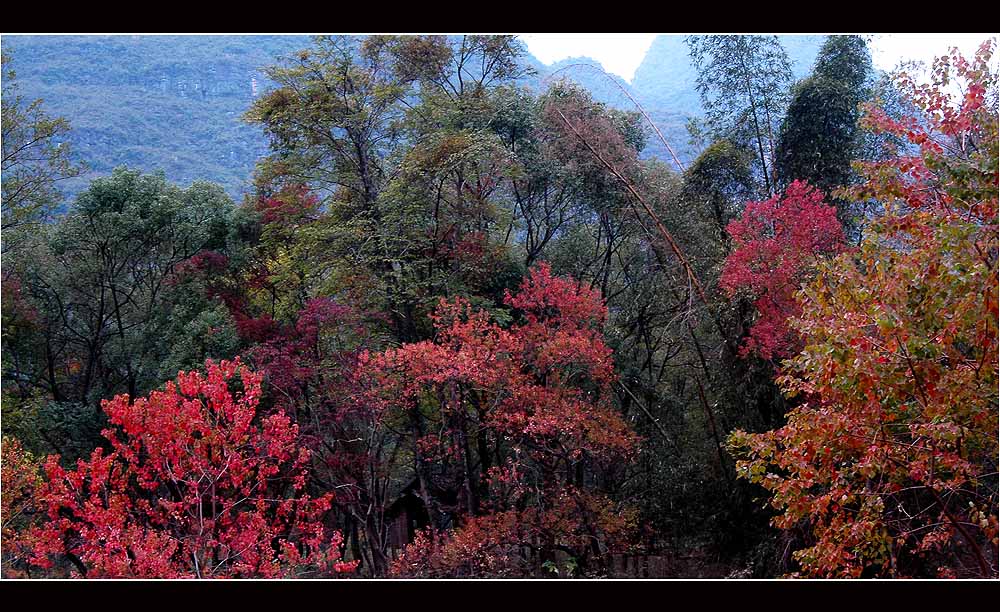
xmin=686 ymin=36 xmax=793 ymax=196
xmin=1 ymin=52 xmax=81 ymax=247
xmin=246 ymin=36 xmax=406 ymax=212
xmin=246 ymin=36 xmax=529 ymax=342
xmin=774 ymin=36 xmax=874 ymax=226
xmin=4 ymin=168 xmax=244 ymax=459
xmin=680 ymin=138 xmax=757 ymax=246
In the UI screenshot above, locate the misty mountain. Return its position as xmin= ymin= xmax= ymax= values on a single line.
xmin=3 ymin=34 xmax=826 ymax=201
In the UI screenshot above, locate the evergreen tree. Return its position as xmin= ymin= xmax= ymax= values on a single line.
xmin=773 ymin=36 xmax=873 ymax=226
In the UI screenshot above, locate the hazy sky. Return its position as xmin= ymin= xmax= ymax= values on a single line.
xmin=517 ymin=33 xmax=996 ymax=83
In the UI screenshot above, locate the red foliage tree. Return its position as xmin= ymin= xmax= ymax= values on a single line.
xmin=254 ymin=183 xmax=321 ymax=228
xmin=13 ymin=359 xmax=357 ymax=578
xmin=164 ymin=183 xmax=395 ymax=576
xmin=389 ymin=488 xmax=636 ymax=578
xmin=1 ymin=437 xmax=43 ymax=577
xmin=243 ymin=297 xmax=355 ymax=407
xmin=238 ymin=296 xmax=398 ymax=578
xmin=730 ymin=41 xmax=998 ymax=578
xmin=359 ymin=263 xmax=639 ymax=577
xmin=720 ymin=180 xmax=845 ymax=360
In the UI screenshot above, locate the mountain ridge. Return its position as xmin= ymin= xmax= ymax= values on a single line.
xmin=3 ymin=34 xmax=826 ymax=200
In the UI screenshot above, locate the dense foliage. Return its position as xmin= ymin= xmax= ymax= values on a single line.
xmin=377 ymin=265 xmax=638 ymax=577
xmin=729 ymin=40 xmax=998 ymax=578
xmin=720 ymin=180 xmax=846 ymax=361
xmin=1 ymin=34 xmax=995 ymax=580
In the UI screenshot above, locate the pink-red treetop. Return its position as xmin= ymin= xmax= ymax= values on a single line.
xmin=720 ymin=180 xmax=845 ymax=361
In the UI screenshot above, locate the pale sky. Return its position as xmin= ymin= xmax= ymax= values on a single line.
xmin=517 ymin=33 xmax=996 ymax=83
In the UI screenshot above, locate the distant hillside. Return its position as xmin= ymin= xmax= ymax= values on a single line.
xmin=3 ymin=34 xmax=826 ymax=201
xmin=524 ymin=35 xmax=825 ymax=167
xmin=525 ymin=56 xmax=638 ymax=105
xmin=3 ymin=35 xmax=311 ymax=201
xmin=631 ymin=35 xmax=825 ymax=117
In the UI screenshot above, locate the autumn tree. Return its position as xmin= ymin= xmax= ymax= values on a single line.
xmin=7 ymin=359 xmax=357 ymax=578
xmin=720 ymin=180 xmax=846 ymax=362
xmin=1 ymin=437 xmax=43 ymax=577
xmin=730 ymin=40 xmax=999 ymax=578
xmin=361 ymin=264 xmax=639 ymax=577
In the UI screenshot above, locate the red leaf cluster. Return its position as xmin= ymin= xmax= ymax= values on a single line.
xmin=360 ymin=264 xmax=639 ymax=576
xmin=721 ymin=180 xmax=845 ymax=360
xmin=13 ymin=359 xmax=356 ymax=578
